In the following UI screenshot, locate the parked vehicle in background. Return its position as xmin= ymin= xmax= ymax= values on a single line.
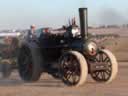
xmin=0 ymin=32 xmax=20 ymax=78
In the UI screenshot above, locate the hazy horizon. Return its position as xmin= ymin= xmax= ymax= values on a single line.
xmin=0 ymin=0 xmax=128 ymax=30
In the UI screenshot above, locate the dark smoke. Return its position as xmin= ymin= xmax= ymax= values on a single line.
xmin=99 ymin=8 xmax=128 ymax=25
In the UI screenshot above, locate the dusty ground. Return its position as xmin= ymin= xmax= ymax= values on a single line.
xmin=0 ymin=62 xmax=127 ymax=96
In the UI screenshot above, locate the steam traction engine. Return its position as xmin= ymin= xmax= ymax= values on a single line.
xmin=17 ymin=8 xmax=118 ymax=87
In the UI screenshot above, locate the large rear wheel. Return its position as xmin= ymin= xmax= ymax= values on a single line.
xmin=18 ymin=46 xmax=42 ymax=82
xmin=60 ymin=51 xmax=88 ymax=87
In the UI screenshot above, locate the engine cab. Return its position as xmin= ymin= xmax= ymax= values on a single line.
xmin=38 ymin=19 xmax=82 ymax=62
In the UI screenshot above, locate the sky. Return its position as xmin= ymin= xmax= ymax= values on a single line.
xmin=0 ymin=0 xmax=128 ymax=30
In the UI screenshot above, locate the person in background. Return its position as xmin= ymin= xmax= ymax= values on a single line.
xmin=27 ymin=24 xmax=37 ymax=40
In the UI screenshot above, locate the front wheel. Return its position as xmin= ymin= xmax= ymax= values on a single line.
xmin=60 ymin=51 xmax=88 ymax=87
xmin=90 ymin=49 xmax=118 ymax=83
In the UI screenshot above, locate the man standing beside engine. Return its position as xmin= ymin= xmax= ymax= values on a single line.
xmin=29 ymin=24 xmax=36 ymax=37
xmin=26 ymin=24 xmax=37 ymax=40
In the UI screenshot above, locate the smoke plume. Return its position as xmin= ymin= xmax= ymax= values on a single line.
xmin=99 ymin=8 xmax=127 ymax=25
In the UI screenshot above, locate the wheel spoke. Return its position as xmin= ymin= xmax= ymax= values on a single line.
xmin=66 ymin=71 xmax=72 ymax=79
xmin=92 ymin=71 xmax=99 ymax=78
xmin=103 ymin=56 xmax=110 ymax=62
xmin=99 ymin=53 xmax=103 ymax=62
xmin=95 ymin=71 xmax=99 ymax=77
xmin=101 ymin=72 xmax=105 ymax=80
xmin=95 ymin=54 xmax=100 ymax=62
xmin=72 ymin=72 xmax=78 ymax=84
xmin=105 ymin=70 xmax=111 ymax=76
